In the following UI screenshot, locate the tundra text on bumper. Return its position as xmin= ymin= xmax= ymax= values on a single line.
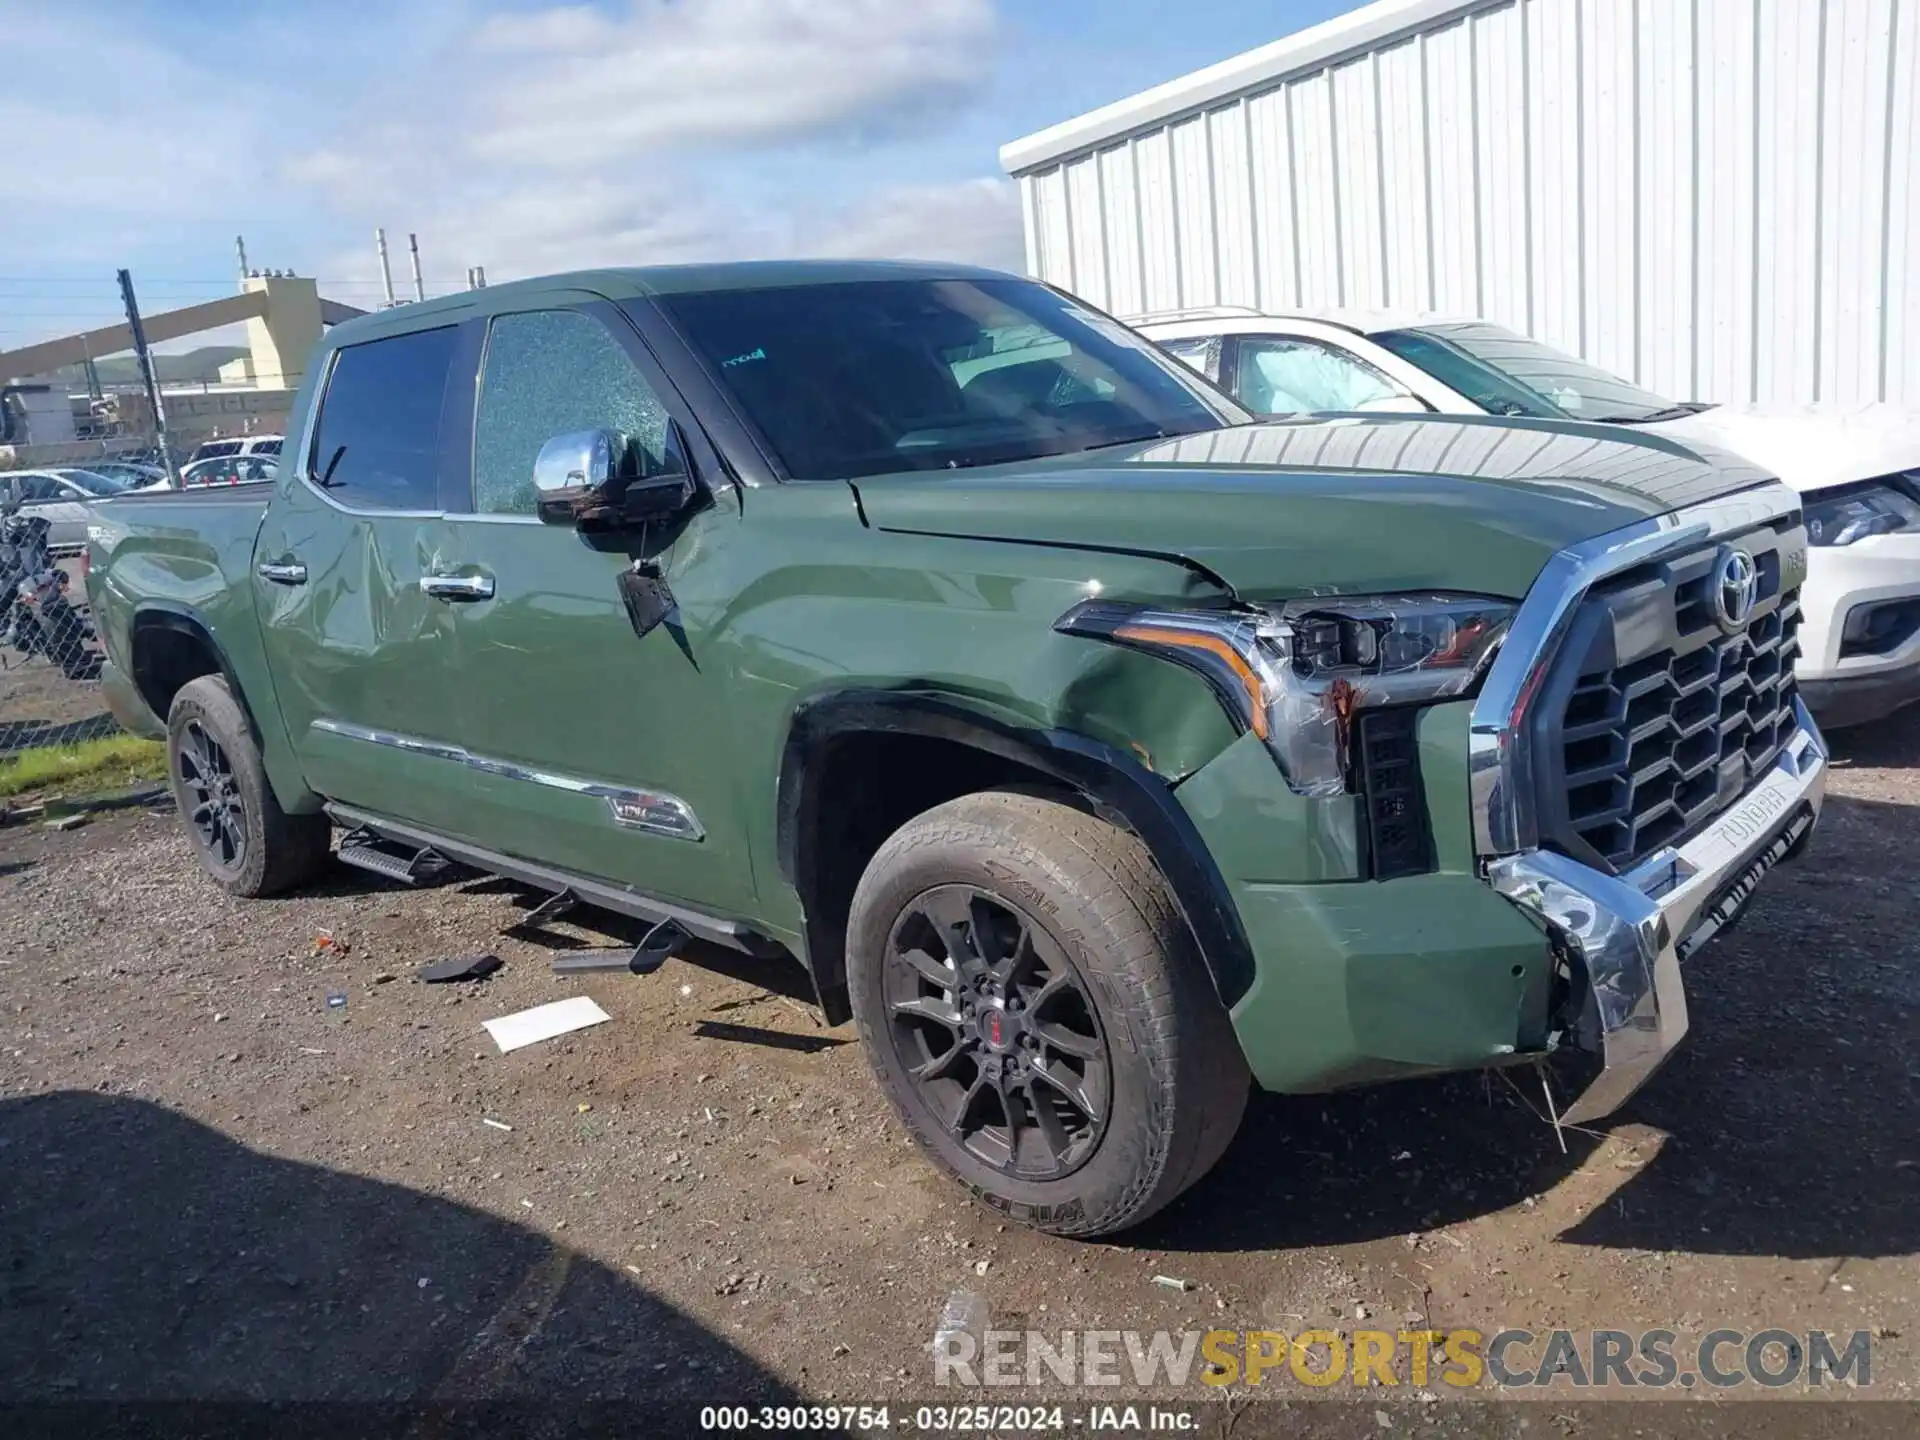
xmin=1469 ymin=481 xmax=1826 ymax=1124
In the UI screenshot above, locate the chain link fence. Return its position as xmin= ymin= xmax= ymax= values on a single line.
xmin=0 ymin=557 xmax=120 ymax=759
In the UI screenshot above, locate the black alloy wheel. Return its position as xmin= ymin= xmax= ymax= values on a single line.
xmin=881 ymin=883 xmax=1111 ymax=1180
xmin=176 ymin=718 xmax=247 ymax=871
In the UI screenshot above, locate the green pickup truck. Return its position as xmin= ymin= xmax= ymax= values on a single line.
xmin=86 ymin=261 xmax=1826 ymax=1236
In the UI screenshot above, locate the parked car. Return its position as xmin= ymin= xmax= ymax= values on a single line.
xmin=80 ymin=460 xmax=170 ymax=490
xmin=87 ymin=261 xmax=1825 ymax=1237
xmin=0 ymin=467 xmax=140 ymax=549
xmin=1139 ymin=308 xmax=1920 ymax=728
xmin=181 ymin=454 xmax=278 ymax=488
xmin=186 ymin=435 xmax=283 ymax=465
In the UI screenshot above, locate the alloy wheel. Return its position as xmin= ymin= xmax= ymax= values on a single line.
xmin=882 ymin=884 xmax=1111 ymax=1180
xmin=177 ymin=719 xmax=247 ymax=870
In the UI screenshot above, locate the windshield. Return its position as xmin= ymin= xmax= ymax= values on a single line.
xmin=653 ymin=278 xmax=1245 ymax=480
xmin=1371 ymin=322 xmax=1690 ymax=423
xmin=54 ymin=468 xmax=134 ymax=496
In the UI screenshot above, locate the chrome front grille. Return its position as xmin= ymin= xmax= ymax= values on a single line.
xmin=1532 ymin=521 xmax=1805 ymax=874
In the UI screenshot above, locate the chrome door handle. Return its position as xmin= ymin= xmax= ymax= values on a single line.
xmin=420 ymin=573 xmax=496 ymax=601
xmin=257 ymin=561 xmax=307 ymax=585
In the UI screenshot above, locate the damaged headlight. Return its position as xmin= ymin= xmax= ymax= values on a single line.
xmin=1058 ymin=594 xmax=1514 ymax=797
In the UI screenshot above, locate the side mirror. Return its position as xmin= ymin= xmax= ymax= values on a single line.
xmin=533 ymin=426 xmax=699 ymax=529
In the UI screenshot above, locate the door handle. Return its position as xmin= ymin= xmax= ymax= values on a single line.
xmin=257 ymin=561 xmax=307 ymax=585
xmin=420 ymin=573 xmax=496 ymax=601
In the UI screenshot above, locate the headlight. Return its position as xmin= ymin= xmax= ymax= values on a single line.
xmin=1803 ymin=480 xmax=1920 ymax=546
xmin=1058 ymin=593 xmax=1514 ymax=797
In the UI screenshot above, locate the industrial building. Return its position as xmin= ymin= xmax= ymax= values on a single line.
xmin=1002 ymin=0 xmax=1917 ymax=408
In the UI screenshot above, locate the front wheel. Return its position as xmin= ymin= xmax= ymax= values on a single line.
xmin=846 ymin=790 xmax=1248 ymax=1237
xmin=166 ymin=675 xmax=330 ymax=897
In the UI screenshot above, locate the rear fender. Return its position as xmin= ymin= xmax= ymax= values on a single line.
xmin=128 ymin=602 xmax=319 ymax=814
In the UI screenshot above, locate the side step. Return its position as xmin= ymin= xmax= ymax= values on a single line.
xmin=324 ymin=803 xmax=790 ymax=959
xmin=337 ymin=828 xmax=456 ymax=887
xmin=551 ymin=919 xmax=691 ymax=978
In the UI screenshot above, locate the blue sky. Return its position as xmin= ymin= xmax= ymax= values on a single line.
xmin=0 ymin=0 xmax=1353 ymax=351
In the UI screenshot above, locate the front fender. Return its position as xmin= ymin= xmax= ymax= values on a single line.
xmin=775 ymin=687 xmax=1259 ymax=1010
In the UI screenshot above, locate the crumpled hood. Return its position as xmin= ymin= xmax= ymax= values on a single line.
xmin=853 ymin=414 xmax=1781 ymax=601
xmin=1648 ymin=402 xmax=1920 ymax=494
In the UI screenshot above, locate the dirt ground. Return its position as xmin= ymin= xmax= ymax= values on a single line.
xmin=1 ymin=708 xmax=1917 ymax=1436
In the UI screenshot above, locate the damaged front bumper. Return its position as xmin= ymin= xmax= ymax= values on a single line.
xmin=1486 ymin=700 xmax=1827 ymax=1125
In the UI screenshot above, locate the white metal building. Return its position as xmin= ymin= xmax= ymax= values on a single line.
xmin=1001 ymin=0 xmax=1919 ymax=408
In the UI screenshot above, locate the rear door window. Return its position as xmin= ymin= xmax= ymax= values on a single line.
xmin=308 ymin=326 xmax=459 ymax=511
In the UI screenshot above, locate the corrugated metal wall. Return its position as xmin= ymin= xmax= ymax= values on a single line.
xmin=1014 ymin=0 xmax=1919 ymax=407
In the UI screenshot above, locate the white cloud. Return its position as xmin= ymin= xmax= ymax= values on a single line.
xmin=1 ymin=0 xmax=1026 ymax=335
xmin=802 ymin=177 xmax=1025 ymax=270
xmin=292 ymin=0 xmax=1023 ymax=287
xmin=469 ymin=0 xmax=997 ymax=165
xmin=312 ymin=175 xmax=1025 ymax=292
xmin=0 ymin=12 xmax=262 ymax=235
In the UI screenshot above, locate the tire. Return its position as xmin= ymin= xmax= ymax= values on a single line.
xmin=166 ymin=675 xmax=330 ymax=897
xmin=846 ymin=789 xmax=1249 ymax=1238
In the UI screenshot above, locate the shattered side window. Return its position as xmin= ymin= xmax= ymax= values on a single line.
xmin=471 ymin=309 xmax=669 ymax=516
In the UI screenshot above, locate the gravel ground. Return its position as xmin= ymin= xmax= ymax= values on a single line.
xmin=1 ymin=709 xmax=1917 ymax=1436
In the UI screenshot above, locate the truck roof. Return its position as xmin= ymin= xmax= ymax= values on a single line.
xmin=323 ymin=259 xmax=1020 ymax=344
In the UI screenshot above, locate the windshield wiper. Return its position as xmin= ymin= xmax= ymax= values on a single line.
xmin=1077 ymin=427 xmax=1177 ymax=453
xmin=1591 ymin=402 xmax=1718 ymax=425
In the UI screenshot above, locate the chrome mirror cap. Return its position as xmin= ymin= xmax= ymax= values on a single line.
xmin=533 ymin=428 xmax=629 ymax=527
xmin=533 ymin=429 xmax=621 ymax=498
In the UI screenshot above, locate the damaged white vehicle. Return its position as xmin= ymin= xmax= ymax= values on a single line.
xmin=1140 ymin=308 xmax=1920 ymax=728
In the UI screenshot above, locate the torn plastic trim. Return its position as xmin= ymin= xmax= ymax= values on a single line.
xmin=1487 ymin=703 xmax=1827 ymax=1126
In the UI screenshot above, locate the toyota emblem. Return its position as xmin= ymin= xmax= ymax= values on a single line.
xmin=1711 ymin=546 xmax=1758 ymax=633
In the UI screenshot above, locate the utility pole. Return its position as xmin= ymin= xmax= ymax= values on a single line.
xmin=118 ymin=269 xmax=179 ymax=488
xmin=235 ymin=234 xmax=250 ymax=286
xmin=375 ymin=228 xmax=396 ymax=307
xmin=80 ymin=334 xmax=102 ymax=403
xmin=408 ymin=233 xmax=425 ymax=302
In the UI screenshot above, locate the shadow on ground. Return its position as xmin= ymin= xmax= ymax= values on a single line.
xmin=1823 ymin=702 xmax=1920 ymax=769
xmin=0 ymin=1091 xmax=803 ymax=1426
xmin=1143 ymin=781 xmax=1920 ymax=1263
xmin=0 ymin=710 xmax=120 ymax=757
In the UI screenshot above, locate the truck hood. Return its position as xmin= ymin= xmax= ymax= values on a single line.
xmin=1646 ymin=402 xmax=1920 ymax=494
xmin=853 ymin=414 xmax=1779 ymax=601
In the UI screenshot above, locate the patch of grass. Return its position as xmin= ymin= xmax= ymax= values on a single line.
xmin=0 ymin=735 xmax=168 ymax=800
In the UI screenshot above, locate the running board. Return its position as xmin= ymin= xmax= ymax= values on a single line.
xmin=336 ymin=828 xmax=456 ymax=887
xmin=551 ymin=918 xmax=690 ymax=977
xmin=324 ymin=804 xmax=789 ymax=960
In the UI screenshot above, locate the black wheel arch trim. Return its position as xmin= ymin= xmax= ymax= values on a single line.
xmin=129 ymin=602 xmax=265 ymax=747
xmin=776 ymin=688 xmax=1257 ymax=1011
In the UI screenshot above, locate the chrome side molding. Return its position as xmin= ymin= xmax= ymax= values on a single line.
xmin=309 ymin=718 xmax=704 ymax=841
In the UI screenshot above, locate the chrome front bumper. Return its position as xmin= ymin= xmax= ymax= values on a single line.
xmin=1486 ymin=700 xmax=1828 ymax=1125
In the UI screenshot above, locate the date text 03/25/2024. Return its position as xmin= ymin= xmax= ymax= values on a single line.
xmin=698 ymin=1404 xmax=1195 ymax=1431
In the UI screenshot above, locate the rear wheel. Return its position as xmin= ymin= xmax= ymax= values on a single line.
xmin=846 ymin=790 xmax=1248 ymax=1237
xmin=166 ymin=675 xmax=329 ymax=897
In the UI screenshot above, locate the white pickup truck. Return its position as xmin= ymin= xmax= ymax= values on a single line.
xmin=1139 ymin=308 xmax=1920 ymax=729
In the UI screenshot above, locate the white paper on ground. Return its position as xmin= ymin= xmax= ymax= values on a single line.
xmin=483 ymin=996 xmax=611 ymax=1054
